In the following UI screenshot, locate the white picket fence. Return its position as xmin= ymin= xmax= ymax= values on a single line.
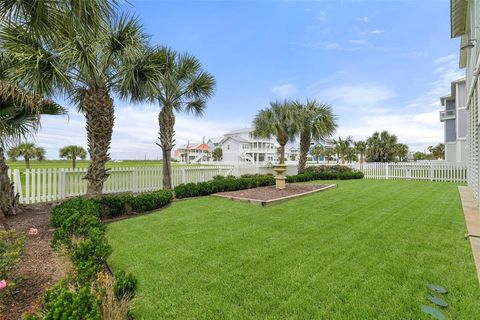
xmin=9 ymin=162 xmax=468 ymax=205
xmin=11 ymin=165 xmax=263 ymax=205
xmin=347 ymin=162 xmax=468 ymax=183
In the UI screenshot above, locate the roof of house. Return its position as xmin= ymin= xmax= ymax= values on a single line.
xmin=224 ymin=128 xmax=253 ymax=136
xmin=451 ymin=0 xmax=468 ymax=38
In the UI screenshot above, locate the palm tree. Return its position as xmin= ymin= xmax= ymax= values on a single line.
xmin=1 ymin=1 xmax=149 ymax=196
xmin=366 ymin=131 xmax=399 ymax=162
xmin=354 ymin=141 xmax=367 ymax=166
xmin=394 ymin=143 xmax=409 ymax=162
xmin=428 ymin=143 xmax=445 ymax=160
xmin=253 ymin=101 xmax=299 ymax=164
xmin=59 ymin=145 xmax=87 ymax=169
xmin=212 ymin=147 xmax=223 ymax=161
xmin=331 ymin=136 xmax=353 ymax=164
xmin=296 ymin=100 xmax=337 ymax=171
xmin=311 ymin=144 xmax=324 ymax=163
xmin=8 ymin=143 xmax=45 ymax=169
xmin=0 ymin=74 xmax=65 ymax=227
xmin=120 ymin=47 xmax=216 ymax=189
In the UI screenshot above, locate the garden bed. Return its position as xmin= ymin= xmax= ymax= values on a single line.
xmin=3 ymin=204 xmax=65 ymax=320
xmin=213 ymin=183 xmax=336 ymax=206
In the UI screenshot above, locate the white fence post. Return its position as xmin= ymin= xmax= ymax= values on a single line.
xmin=131 ymin=167 xmax=138 ymax=193
xmin=385 ymin=163 xmax=389 ymax=180
xmin=58 ymin=170 xmax=66 ymax=200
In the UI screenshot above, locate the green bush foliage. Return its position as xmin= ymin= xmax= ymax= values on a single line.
xmin=299 ymin=165 xmax=355 ymax=174
xmin=287 ymin=171 xmax=364 ymax=183
xmin=174 ymin=175 xmax=275 ymax=199
xmin=113 ymin=271 xmax=138 ymax=300
xmin=42 ymin=190 xmax=173 ymax=318
xmin=42 ymin=281 xmax=101 ymax=320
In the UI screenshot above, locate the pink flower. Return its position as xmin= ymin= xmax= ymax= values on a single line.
xmin=0 ymin=280 xmax=6 ymax=290
xmin=28 ymin=228 xmax=38 ymax=236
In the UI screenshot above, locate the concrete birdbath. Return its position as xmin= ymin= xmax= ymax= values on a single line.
xmin=272 ymin=164 xmax=287 ymax=189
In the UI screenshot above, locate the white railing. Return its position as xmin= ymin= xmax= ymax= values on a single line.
xmin=347 ymin=162 xmax=467 ymax=183
xmin=12 ymin=165 xmax=262 ymax=204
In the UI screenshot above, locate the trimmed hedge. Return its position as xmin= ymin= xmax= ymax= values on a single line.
xmin=174 ymin=175 xmax=275 ymax=199
xmin=33 ymin=190 xmax=174 ymax=319
xmin=300 ymin=165 xmax=355 ymax=174
xmin=287 ymin=171 xmax=364 ymax=183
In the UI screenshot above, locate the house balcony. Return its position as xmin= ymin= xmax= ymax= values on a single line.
xmin=440 ymin=110 xmax=456 ymax=121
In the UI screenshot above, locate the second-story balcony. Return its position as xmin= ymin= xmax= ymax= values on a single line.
xmin=440 ymin=110 xmax=456 ymax=121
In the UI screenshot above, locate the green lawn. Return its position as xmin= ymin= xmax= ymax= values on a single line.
xmin=107 ymin=180 xmax=480 ymax=319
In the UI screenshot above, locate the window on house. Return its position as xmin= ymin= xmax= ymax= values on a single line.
xmin=227 ymin=145 xmax=230 ymax=150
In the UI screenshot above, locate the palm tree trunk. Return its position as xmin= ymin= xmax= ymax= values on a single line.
xmin=158 ymin=106 xmax=175 ymax=190
xmin=72 ymin=156 xmax=76 ymax=169
xmin=279 ymin=144 xmax=285 ymax=164
xmin=84 ymin=86 xmax=114 ymax=196
xmin=0 ymin=147 xmax=18 ymax=229
xmin=298 ymin=130 xmax=310 ymax=172
xmin=25 ymin=157 xmax=30 ymax=170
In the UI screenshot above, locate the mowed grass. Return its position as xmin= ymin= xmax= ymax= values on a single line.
xmin=107 ymin=180 xmax=480 ymax=319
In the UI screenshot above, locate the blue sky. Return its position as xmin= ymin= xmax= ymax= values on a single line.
xmin=36 ymin=0 xmax=463 ymax=159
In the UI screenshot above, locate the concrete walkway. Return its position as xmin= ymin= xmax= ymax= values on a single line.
xmin=458 ymin=186 xmax=480 ymax=284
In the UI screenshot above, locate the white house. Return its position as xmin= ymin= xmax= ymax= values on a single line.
xmin=451 ymin=0 xmax=480 ymax=203
xmin=439 ymin=78 xmax=467 ymax=162
xmin=221 ymin=128 xmax=278 ymax=164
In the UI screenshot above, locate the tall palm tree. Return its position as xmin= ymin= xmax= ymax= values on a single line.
xmin=253 ymin=101 xmax=299 ymax=164
xmin=366 ymin=131 xmax=399 ymax=162
xmin=1 ymin=1 xmax=149 ymax=195
xmin=394 ymin=143 xmax=409 ymax=162
xmin=354 ymin=141 xmax=367 ymax=166
xmin=8 ymin=143 xmax=45 ymax=169
xmin=120 ymin=47 xmax=216 ymax=189
xmin=296 ymin=100 xmax=337 ymax=171
xmin=0 ymin=79 xmax=65 ymax=227
xmin=59 ymin=145 xmax=87 ymax=168
xmin=331 ymin=136 xmax=353 ymax=164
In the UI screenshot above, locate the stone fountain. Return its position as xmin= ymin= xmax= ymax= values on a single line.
xmin=272 ymin=163 xmax=287 ymax=189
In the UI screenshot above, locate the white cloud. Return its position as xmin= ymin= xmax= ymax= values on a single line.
xmin=349 ymin=39 xmax=369 ymax=45
xmin=271 ymin=83 xmax=298 ymax=97
xmin=325 ymin=42 xmax=340 ymax=49
xmin=361 ymin=16 xmax=369 ymax=23
xmin=312 ymin=84 xmax=396 ymax=108
xmin=337 ymin=111 xmax=443 ymax=151
xmin=318 ymin=11 xmax=327 ymax=21
xmin=33 ymin=106 xmax=245 ymax=160
xmin=369 ymin=29 xmax=384 ymax=34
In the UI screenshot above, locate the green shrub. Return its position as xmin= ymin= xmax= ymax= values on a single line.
xmin=287 ymin=171 xmax=364 ymax=183
xmin=300 ymin=165 xmax=354 ymax=174
xmin=174 ymin=175 xmax=275 ymax=199
xmin=45 ymin=189 xmax=173 ymax=318
xmin=41 ymin=281 xmax=100 ymax=320
xmin=113 ymin=271 xmax=138 ymax=300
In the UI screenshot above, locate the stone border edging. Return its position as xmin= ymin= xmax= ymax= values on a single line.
xmin=212 ymin=184 xmax=337 ymax=206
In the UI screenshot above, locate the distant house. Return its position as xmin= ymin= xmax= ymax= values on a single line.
xmin=439 ymin=78 xmax=467 ymax=162
xmin=173 ymin=142 xmax=210 ymax=163
xmin=207 ymin=137 xmax=223 ymax=150
xmin=221 ymin=128 xmax=278 ymax=164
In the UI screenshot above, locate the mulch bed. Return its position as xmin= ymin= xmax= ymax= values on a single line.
xmin=214 ymin=183 xmax=336 ymax=206
xmin=2 ymin=203 xmax=66 ymax=320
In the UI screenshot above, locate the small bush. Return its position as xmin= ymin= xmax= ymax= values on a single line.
xmin=113 ymin=271 xmax=138 ymax=300
xmin=41 ymin=281 xmax=101 ymax=320
xmin=174 ymin=175 xmax=275 ymax=199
